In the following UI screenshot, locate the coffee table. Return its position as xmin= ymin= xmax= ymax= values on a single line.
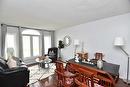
xmin=43 ymin=58 xmax=52 ymax=69
xmin=35 ymin=58 xmax=44 ymax=70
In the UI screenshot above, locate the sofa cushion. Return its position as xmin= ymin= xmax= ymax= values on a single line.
xmin=7 ymin=57 xmax=17 ymax=68
xmin=12 ymin=57 xmax=22 ymax=66
xmin=7 ymin=56 xmax=24 ymax=68
xmin=0 ymin=58 xmax=9 ymax=69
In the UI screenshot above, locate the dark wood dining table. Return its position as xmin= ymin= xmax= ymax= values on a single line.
xmin=68 ymin=59 xmax=120 ymax=83
xmin=68 ymin=59 xmax=120 ymax=75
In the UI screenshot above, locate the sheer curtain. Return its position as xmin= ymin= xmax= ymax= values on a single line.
xmin=0 ymin=24 xmax=55 ymax=61
xmin=43 ymin=31 xmax=52 ymax=54
xmin=0 ymin=24 xmax=21 ymax=59
xmin=5 ymin=26 xmax=19 ymax=59
xmin=40 ymin=30 xmax=55 ymax=55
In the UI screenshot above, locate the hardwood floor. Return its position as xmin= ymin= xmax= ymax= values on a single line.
xmin=27 ymin=74 xmax=130 ymax=87
xmin=27 ymin=74 xmax=57 ymax=87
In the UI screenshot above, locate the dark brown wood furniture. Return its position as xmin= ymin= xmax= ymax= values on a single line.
xmin=93 ymin=73 xmax=115 ymax=87
xmin=90 ymin=52 xmax=105 ymax=65
xmin=67 ymin=59 xmax=120 ymax=87
xmin=77 ymin=52 xmax=88 ymax=61
xmin=74 ymin=68 xmax=94 ymax=87
xmin=75 ymin=78 xmax=88 ymax=87
xmin=55 ymin=60 xmax=76 ymax=87
xmin=95 ymin=52 xmax=104 ymax=60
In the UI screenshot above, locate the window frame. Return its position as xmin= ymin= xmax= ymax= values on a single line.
xmin=22 ymin=33 xmax=40 ymax=59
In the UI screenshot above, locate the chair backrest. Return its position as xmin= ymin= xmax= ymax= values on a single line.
xmin=55 ymin=60 xmax=64 ymax=73
xmin=55 ymin=60 xmax=76 ymax=87
xmin=67 ymin=61 xmax=115 ymax=87
xmin=77 ymin=52 xmax=88 ymax=61
xmin=95 ymin=52 xmax=103 ymax=60
xmin=48 ymin=47 xmax=58 ymax=62
xmin=75 ymin=68 xmax=94 ymax=87
xmin=55 ymin=60 xmax=65 ymax=83
xmin=75 ymin=78 xmax=88 ymax=87
xmin=93 ymin=72 xmax=115 ymax=87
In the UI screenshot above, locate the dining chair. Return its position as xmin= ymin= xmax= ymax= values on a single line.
xmin=95 ymin=52 xmax=104 ymax=60
xmin=74 ymin=78 xmax=88 ymax=87
xmin=93 ymin=72 xmax=115 ymax=87
xmin=77 ymin=52 xmax=88 ymax=61
xmin=55 ymin=60 xmax=76 ymax=87
xmin=74 ymin=68 xmax=94 ymax=87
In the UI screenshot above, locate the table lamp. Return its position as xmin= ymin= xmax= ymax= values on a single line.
xmin=114 ymin=37 xmax=130 ymax=84
xmin=7 ymin=48 xmax=14 ymax=58
xmin=74 ymin=40 xmax=80 ymax=58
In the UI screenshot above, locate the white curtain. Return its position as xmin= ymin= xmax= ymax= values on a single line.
xmin=0 ymin=24 xmax=55 ymax=60
xmin=40 ymin=30 xmax=55 ymax=56
xmin=5 ymin=26 xmax=19 ymax=59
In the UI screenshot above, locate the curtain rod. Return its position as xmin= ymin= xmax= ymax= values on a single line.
xmin=1 ymin=23 xmax=55 ymax=32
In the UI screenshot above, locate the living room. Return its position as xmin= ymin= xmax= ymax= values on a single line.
xmin=0 ymin=0 xmax=130 ymax=87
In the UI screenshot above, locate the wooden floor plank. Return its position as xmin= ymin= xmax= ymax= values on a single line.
xmin=27 ymin=74 xmax=130 ymax=87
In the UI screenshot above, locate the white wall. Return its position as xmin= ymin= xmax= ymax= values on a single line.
xmin=55 ymin=13 xmax=130 ymax=79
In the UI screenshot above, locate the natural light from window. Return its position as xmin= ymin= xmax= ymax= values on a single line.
xmin=5 ymin=34 xmax=16 ymax=59
xmin=22 ymin=29 xmax=40 ymax=35
xmin=33 ymin=36 xmax=39 ymax=56
xmin=22 ymin=29 xmax=40 ymax=59
xmin=22 ymin=36 xmax=31 ymax=58
xmin=44 ymin=35 xmax=51 ymax=54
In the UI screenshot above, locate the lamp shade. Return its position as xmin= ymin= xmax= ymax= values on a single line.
xmin=74 ymin=39 xmax=80 ymax=46
xmin=114 ymin=37 xmax=125 ymax=46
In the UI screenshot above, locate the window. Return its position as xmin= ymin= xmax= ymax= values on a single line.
xmin=5 ymin=26 xmax=19 ymax=59
xmin=6 ymin=34 xmax=15 ymax=49
xmin=33 ymin=36 xmax=40 ymax=56
xmin=22 ymin=36 xmax=31 ymax=57
xmin=1 ymin=24 xmax=54 ymax=61
xmin=44 ymin=32 xmax=51 ymax=54
xmin=5 ymin=34 xmax=16 ymax=59
xmin=22 ymin=29 xmax=40 ymax=59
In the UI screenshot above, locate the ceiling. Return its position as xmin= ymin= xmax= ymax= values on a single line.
xmin=0 ymin=0 xmax=130 ymax=30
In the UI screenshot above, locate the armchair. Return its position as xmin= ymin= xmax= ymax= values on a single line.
xmin=0 ymin=58 xmax=29 ymax=87
xmin=48 ymin=47 xmax=58 ymax=62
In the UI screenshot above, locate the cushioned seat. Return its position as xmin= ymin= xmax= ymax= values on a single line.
xmin=0 ymin=57 xmax=29 ymax=87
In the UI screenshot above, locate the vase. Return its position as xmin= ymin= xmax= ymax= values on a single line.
xmin=97 ymin=58 xmax=103 ymax=69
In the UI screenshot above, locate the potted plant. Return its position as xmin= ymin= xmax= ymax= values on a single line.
xmin=58 ymin=40 xmax=64 ymax=58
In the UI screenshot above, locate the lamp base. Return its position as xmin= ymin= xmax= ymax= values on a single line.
xmin=123 ymin=79 xmax=130 ymax=85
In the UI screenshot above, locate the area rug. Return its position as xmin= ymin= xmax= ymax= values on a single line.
xmin=28 ymin=63 xmax=56 ymax=85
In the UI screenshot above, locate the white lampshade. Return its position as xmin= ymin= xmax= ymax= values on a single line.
xmin=114 ymin=37 xmax=125 ymax=46
xmin=74 ymin=39 xmax=80 ymax=46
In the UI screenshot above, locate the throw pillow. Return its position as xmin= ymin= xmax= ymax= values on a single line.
xmin=7 ymin=57 xmax=17 ymax=68
xmin=12 ymin=56 xmax=22 ymax=66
